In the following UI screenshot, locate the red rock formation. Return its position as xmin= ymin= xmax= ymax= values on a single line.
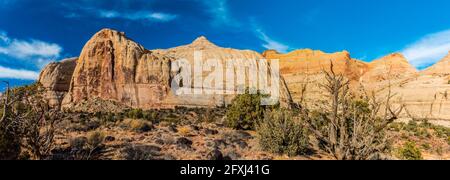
xmin=62 ymin=29 xmax=172 ymax=110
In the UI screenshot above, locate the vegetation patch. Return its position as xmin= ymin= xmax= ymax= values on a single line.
xmin=256 ymin=109 xmax=309 ymax=156
xmin=398 ymin=141 xmax=423 ymax=160
xmin=226 ymin=90 xmax=276 ymax=130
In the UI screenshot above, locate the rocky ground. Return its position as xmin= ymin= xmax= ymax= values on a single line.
xmin=44 ymin=109 xmax=448 ymax=160
xmin=51 ymin=116 xmax=332 ymax=160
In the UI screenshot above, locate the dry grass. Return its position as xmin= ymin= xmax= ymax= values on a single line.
xmin=178 ymin=126 xmax=192 ymax=137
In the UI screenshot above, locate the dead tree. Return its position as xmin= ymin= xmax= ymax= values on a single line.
xmin=0 ymin=82 xmax=56 ymax=159
xmin=1 ymin=81 xmax=11 ymax=124
xmin=302 ymin=62 xmax=403 ymax=160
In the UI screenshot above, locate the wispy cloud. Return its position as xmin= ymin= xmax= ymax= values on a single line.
xmin=255 ymin=29 xmax=290 ymax=53
xmin=201 ymin=0 xmax=238 ymax=27
xmin=0 ymin=65 xmax=39 ymax=80
xmin=62 ymin=1 xmax=178 ymax=23
xmin=0 ymin=31 xmax=9 ymax=43
xmin=96 ymin=10 xmax=177 ymax=22
xmin=402 ymin=29 xmax=450 ymax=69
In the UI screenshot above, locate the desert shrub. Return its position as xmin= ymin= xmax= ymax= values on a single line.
xmin=199 ymin=108 xmax=216 ymax=123
xmin=389 ymin=122 xmax=405 ymax=132
xmin=421 ymin=143 xmax=431 ymax=150
xmin=398 ymin=141 xmax=423 ymax=160
xmin=178 ymin=126 xmax=191 ymax=137
xmin=84 ymin=131 xmax=105 ymax=160
xmin=256 ymin=109 xmax=309 ymax=156
xmin=121 ymin=119 xmax=153 ymax=132
xmin=430 ymin=125 xmax=450 ymax=139
xmin=226 ymin=90 xmax=275 ymax=130
xmin=86 ymin=131 xmax=105 ymax=150
xmin=121 ymin=144 xmax=161 ymax=160
xmin=0 ymin=127 xmax=21 ymax=160
xmin=126 ymin=109 xmax=144 ymax=119
xmin=101 ymin=112 xmax=119 ymax=123
xmin=142 ymin=111 xmax=158 ymax=123
xmin=69 ymin=137 xmax=88 ymax=150
xmin=405 ymin=121 xmax=419 ymax=132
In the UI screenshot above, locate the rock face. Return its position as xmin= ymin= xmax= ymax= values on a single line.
xmin=62 ymin=29 xmax=173 ymax=110
xmin=58 ymin=29 xmax=293 ymax=111
xmin=264 ymin=49 xmax=449 ymax=121
xmin=423 ymin=52 xmax=450 ymax=75
xmin=361 ymin=53 xmax=418 ymax=90
xmin=385 ymin=74 xmax=450 ymax=121
xmin=363 ymin=53 xmax=417 ymax=81
xmin=384 ymin=52 xmax=450 ymax=121
xmin=155 ymin=36 xmax=293 ymax=108
xmin=39 ymin=58 xmax=77 ymax=107
xmin=263 ymin=49 xmax=367 ymax=79
xmin=263 ymin=49 xmax=367 ymax=104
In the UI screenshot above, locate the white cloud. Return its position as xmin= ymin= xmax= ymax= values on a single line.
xmin=0 ymin=30 xmax=63 ymax=75
xmin=149 ymin=13 xmax=178 ymax=22
xmin=0 ymin=65 xmax=39 ymax=80
xmin=1 ymin=39 xmax=62 ymax=59
xmin=256 ymin=29 xmax=290 ymax=53
xmin=401 ymin=29 xmax=450 ymax=68
xmin=0 ymin=31 xmax=62 ymax=60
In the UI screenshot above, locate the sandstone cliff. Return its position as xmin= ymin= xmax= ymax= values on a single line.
xmin=39 ymin=57 xmax=77 ymax=107
xmin=263 ymin=49 xmax=367 ymax=104
xmin=154 ymin=36 xmax=293 ymax=108
xmin=360 ymin=53 xmax=418 ymax=90
xmin=58 ymin=29 xmax=292 ymax=111
xmin=264 ymin=48 xmax=449 ymax=121
xmin=384 ymin=52 xmax=450 ymax=121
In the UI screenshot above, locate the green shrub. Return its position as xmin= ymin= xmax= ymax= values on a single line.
xmin=121 ymin=119 xmax=153 ymax=132
xmin=226 ymin=90 xmax=275 ymax=130
xmin=430 ymin=125 xmax=450 ymax=139
xmin=126 ymin=109 xmax=144 ymax=119
xmin=405 ymin=121 xmax=419 ymax=132
xmin=389 ymin=122 xmax=405 ymax=132
xmin=398 ymin=141 xmax=423 ymax=160
xmin=421 ymin=143 xmax=431 ymax=150
xmin=256 ymin=109 xmax=309 ymax=156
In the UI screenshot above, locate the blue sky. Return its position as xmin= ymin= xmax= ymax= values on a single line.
xmin=1 ymin=0 xmax=450 ymax=91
